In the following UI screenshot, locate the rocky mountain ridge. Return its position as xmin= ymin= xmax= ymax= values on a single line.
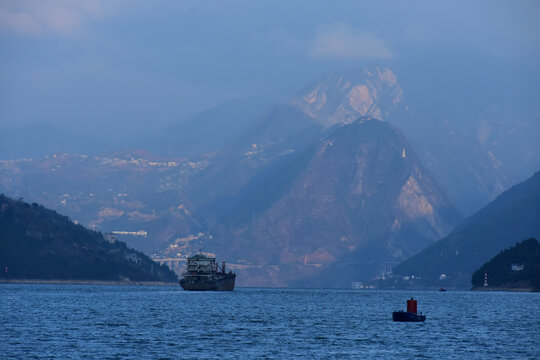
xmin=289 ymin=67 xmax=405 ymax=128
xmin=1 ymin=65 xmax=537 ymax=287
xmin=286 ymin=67 xmax=539 ymax=215
xmin=202 ymin=118 xmax=461 ymax=287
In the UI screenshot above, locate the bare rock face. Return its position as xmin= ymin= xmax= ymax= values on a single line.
xmin=287 ymin=66 xmax=536 ymax=216
xmin=208 ymin=118 xmax=461 ymax=288
xmin=289 ymin=67 xmax=404 ymax=128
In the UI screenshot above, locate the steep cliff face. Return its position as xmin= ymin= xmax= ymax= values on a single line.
xmin=286 ymin=67 xmax=537 ymax=215
xmin=206 ymin=118 xmax=461 ymax=288
xmin=289 ymin=67 xmax=404 ymax=128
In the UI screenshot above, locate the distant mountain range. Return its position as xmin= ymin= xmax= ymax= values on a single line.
xmin=186 ymin=103 xmax=324 ymax=220
xmin=1 ymin=66 xmax=538 ymax=288
xmin=0 ymin=195 xmax=177 ymax=282
xmin=0 ymin=95 xmax=278 ymax=161
xmin=392 ymin=170 xmax=540 ymax=289
xmin=0 ymin=151 xmax=205 ymax=256
xmin=141 ymin=96 xmax=278 ymax=158
xmin=0 ymin=123 xmax=111 ymax=160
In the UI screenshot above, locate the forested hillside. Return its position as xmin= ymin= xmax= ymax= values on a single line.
xmin=0 ymin=195 xmax=177 ymax=282
xmin=471 ymin=238 xmax=540 ymax=291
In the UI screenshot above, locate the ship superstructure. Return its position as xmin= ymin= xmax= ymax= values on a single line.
xmin=179 ymin=254 xmax=236 ymax=291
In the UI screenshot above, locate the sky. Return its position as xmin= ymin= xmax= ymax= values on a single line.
xmin=0 ymin=0 xmax=539 ymax=138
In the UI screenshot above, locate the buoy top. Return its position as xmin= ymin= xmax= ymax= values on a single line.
xmin=407 ymin=298 xmax=418 ymax=314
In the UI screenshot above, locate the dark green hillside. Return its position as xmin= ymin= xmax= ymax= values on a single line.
xmin=0 ymin=195 xmax=177 ymax=282
xmin=392 ymin=171 xmax=540 ymax=288
xmin=471 ymin=238 xmax=540 ymax=291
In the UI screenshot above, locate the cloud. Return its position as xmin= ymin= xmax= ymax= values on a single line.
xmin=0 ymin=7 xmax=42 ymax=36
xmin=309 ymin=23 xmax=393 ymax=59
xmin=0 ymin=0 xmax=105 ymax=37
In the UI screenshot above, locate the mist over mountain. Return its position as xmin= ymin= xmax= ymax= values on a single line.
xmin=288 ymin=66 xmax=540 ymax=215
xmin=186 ymin=103 xmax=324 ymax=219
xmin=0 ymin=123 xmax=113 ymax=160
xmin=1 ymin=62 xmax=538 ymax=287
xmin=2 ymin=63 xmax=537 ymax=218
xmin=6 ymin=63 xmax=537 ymax=218
xmin=2 ymin=5 xmax=540 ymax=359
xmin=138 ymin=95 xmax=279 ymax=158
xmin=0 ymin=96 xmax=278 ymax=161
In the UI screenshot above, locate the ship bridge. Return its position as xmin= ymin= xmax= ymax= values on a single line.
xmin=187 ymin=254 xmax=217 ymax=274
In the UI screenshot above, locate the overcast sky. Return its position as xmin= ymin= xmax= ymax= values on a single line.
xmin=1 ymin=0 xmax=539 ymax=136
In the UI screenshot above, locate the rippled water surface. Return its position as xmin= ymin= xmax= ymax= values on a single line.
xmin=1 ymin=284 xmax=539 ymax=359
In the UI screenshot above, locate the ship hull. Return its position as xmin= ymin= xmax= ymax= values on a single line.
xmin=179 ymin=274 xmax=236 ymax=291
xmin=392 ymin=311 xmax=426 ymax=322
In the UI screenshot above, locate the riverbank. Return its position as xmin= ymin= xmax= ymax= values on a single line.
xmin=471 ymin=286 xmax=538 ymax=292
xmin=0 ymin=279 xmax=178 ymax=286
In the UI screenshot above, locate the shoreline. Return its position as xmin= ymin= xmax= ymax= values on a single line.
xmin=471 ymin=286 xmax=538 ymax=292
xmin=0 ymin=279 xmax=178 ymax=286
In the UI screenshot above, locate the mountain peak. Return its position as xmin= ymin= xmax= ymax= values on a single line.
xmin=206 ymin=119 xmax=461 ymax=287
xmin=288 ymin=67 xmax=404 ymax=128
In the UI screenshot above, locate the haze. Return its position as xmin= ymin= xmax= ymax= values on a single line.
xmin=1 ymin=0 xmax=539 ymax=147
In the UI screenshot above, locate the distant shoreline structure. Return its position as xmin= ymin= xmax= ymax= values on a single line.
xmin=112 ymin=230 xmax=148 ymax=237
xmin=471 ymin=286 xmax=538 ymax=293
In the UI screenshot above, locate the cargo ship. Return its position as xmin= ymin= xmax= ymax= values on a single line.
xmin=179 ymin=253 xmax=236 ymax=291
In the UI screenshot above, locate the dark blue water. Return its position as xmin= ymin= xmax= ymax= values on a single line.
xmin=1 ymin=285 xmax=539 ymax=359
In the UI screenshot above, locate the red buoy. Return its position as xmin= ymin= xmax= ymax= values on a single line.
xmin=393 ymin=297 xmax=426 ymax=322
xmin=406 ymin=298 xmax=417 ymax=314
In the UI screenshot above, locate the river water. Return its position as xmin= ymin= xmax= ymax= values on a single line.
xmin=1 ymin=284 xmax=538 ymax=359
